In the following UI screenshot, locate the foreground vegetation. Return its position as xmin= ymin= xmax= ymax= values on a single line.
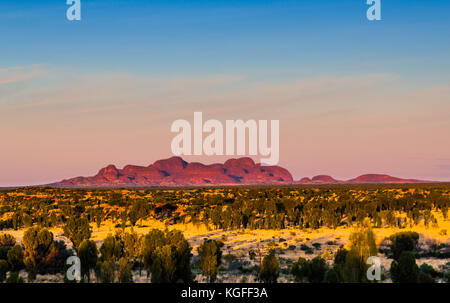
xmin=0 ymin=184 xmax=449 ymax=283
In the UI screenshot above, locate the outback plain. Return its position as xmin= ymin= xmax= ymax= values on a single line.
xmin=0 ymin=184 xmax=449 ymax=283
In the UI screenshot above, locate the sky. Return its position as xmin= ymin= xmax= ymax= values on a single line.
xmin=0 ymin=0 xmax=450 ymax=186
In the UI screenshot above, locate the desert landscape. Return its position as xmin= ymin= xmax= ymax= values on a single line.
xmin=1 ymin=176 xmax=449 ymax=283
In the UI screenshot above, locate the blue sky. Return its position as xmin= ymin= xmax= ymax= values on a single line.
xmin=1 ymin=0 xmax=449 ymax=79
xmin=1 ymin=0 xmax=450 ymax=186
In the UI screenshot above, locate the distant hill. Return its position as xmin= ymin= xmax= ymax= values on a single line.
xmin=48 ymin=156 xmax=434 ymax=188
xmin=347 ymin=174 xmax=428 ymax=184
xmin=295 ymin=173 xmax=431 ymax=184
xmin=50 ymin=156 xmax=293 ymax=188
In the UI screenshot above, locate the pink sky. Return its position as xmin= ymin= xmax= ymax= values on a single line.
xmin=1 ymin=66 xmax=450 ymax=186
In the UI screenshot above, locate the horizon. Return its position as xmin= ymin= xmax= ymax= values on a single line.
xmin=3 ymin=155 xmax=449 ymax=188
xmin=1 ymin=0 xmax=450 ymax=186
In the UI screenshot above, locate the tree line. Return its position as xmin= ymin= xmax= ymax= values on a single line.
xmin=1 ymin=186 xmax=448 ymax=232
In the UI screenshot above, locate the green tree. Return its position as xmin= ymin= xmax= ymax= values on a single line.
xmin=129 ymin=200 xmax=150 ymax=226
xmin=389 ymin=231 xmax=419 ymax=261
xmin=22 ymin=227 xmax=54 ymax=276
xmin=390 ymin=251 xmax=420 ymax=283
xmin=259 ymin=252 xmax=280 ymax=283
xmin=63 ymin=216 xmax=92 ymax=253
xmin=141 ymin=229 xmax=192 ymax=283
xmin=342 ymin=225 xmax=377 ymax=282
xmin=165 ymin=229 xmax=192 ymax=282
xmin=96 ymin=260 xmax=116 ymax=283
xmin=100 ymin=235 xmax=123 ymax=262
xmin=78 ymin=239 xmax=98 ymax=282
xmin=152 ymin=245 xmax=176 ymax=283
xmin=118 ymin=257 xmax=133 ymax=283
xmin=118 ymin=230 xmax=139 ymax=262
xmin=198 ymin=239 xmax=223 ymax=282
xmin=141 ymin=229 xmax=166 ymax=279
xmin=7 ymin=244 xmax=24 ymax=271
xmin=94 ymin=207 xmax=104 ymax=230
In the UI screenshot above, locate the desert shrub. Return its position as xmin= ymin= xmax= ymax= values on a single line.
xmin=259 ymin=252 xmax=279 ymax=283
xmin=7 ymin=244 xmax=24 ymax=271
xmin=300 ymin=244 xmax=313 ymax=254
xmin=389 ymin=231 xmax=419 ymax=261
xmin=300 ymin=244 xmax=310 ymax=250
xmin=312 ymin=243 xmax=321 ymax=249
xmin=0 ymin=234 xmax=16 ymax=247
xmin=223 ymin=253 xmax=237 ymax=262
xmin=419 ymin=263 xmax=439 ymax=278
xmin=5 ymin=271 xmax=24 ymax=283
xmin=418 ymin=272 xmax=435 ymax=283
xmin=223 ymin=253 xmax=238 ymax=266
xmin=438 ymin=262 xmax=450 ymax=282
xmin=291 ymin=256 xmax=328 ymax=283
